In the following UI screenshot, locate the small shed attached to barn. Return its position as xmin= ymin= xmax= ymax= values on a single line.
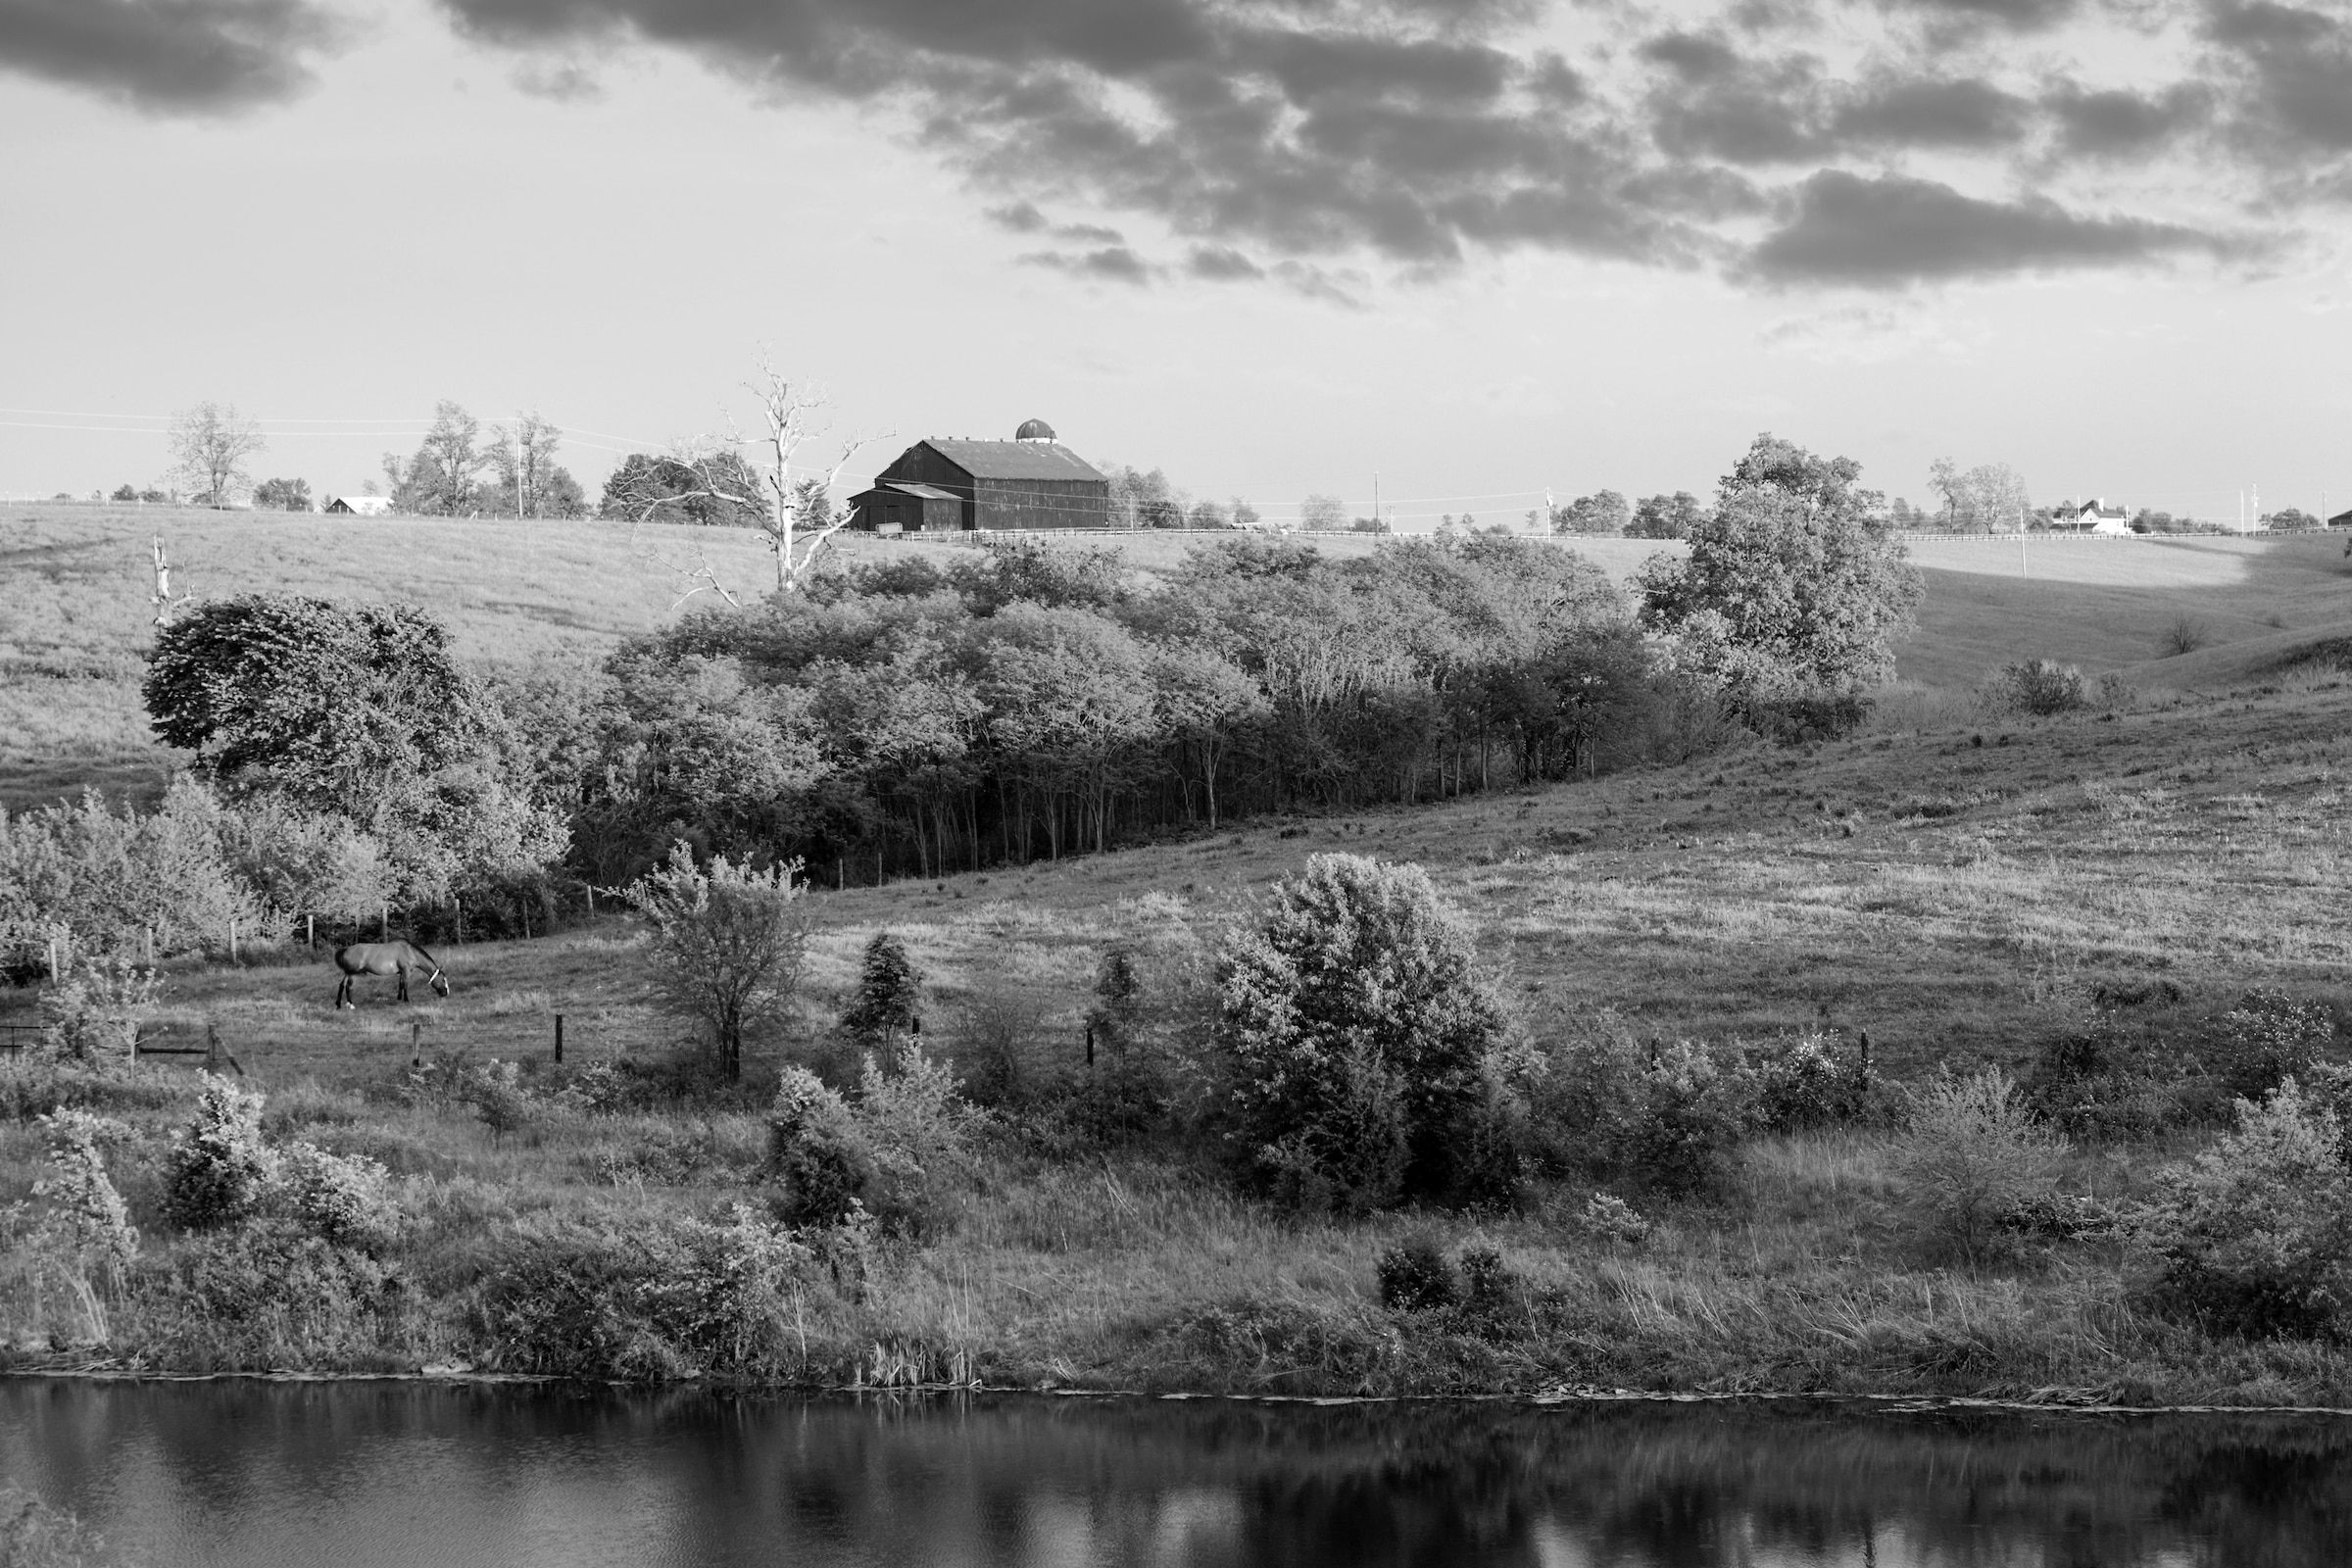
xmin=850 ymin=420 xmax=1109 ymax=532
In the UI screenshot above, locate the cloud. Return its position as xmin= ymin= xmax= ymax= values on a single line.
xmin=1758 ymin=300 xmax=1986 ymax=361
xmin=512 ymin=58 xmax=600 ymax=99
xmin=0 ymin=0 xmax=345 ymax=111
xmin=19 ymin=0 xmax=2348 ymax=293
xmin=1187 ymin=245 xmax=1265 ymax=280
xmin=1747 ymin=170 xmax=2252 ymax=285
xmin=1018 ymin=245 xmax=1158 ymax=284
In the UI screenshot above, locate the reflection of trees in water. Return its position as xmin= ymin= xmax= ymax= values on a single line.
xmin=6 ymin=1387 xmax=2352 ymax=1566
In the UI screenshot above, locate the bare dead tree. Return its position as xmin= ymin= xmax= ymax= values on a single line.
xmin=167 ymin=402 xmax=266 ymax=508
xmin=149 ymin=537 xmax=177 ymax=626
xmin=627 ymin=353 xmax=887 ymax=603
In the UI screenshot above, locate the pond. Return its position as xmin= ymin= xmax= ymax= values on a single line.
xmin=5 ymin=1381 xmax=2352 ymax=1566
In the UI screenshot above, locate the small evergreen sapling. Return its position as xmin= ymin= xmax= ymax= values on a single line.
xmin=841 ymin=932 xmax=922 ymax=1053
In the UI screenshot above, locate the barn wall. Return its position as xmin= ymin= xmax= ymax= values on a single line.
xmin=972 ymin=477 xmax=1110 ymax=530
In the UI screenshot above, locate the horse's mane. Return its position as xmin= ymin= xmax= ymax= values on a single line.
xmin=407 ymin=942 xmax=442 ymax=970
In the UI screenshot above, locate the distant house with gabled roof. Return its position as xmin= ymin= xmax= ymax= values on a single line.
xmin=323 ymin=496 xmax=395 ymax=516
xmin=2051 ymin=497 xmax=2132 ymax=534
xmin=850 ymin=419 xmax=1110 ymax=532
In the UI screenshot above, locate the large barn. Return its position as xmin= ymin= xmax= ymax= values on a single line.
xmin=850 ymin=419 xmax=1109 ymax=532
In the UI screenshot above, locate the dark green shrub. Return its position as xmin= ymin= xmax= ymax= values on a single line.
xmin=1375 ymin=1237 xmax=1458 ymax=1312
xmin=136 ymin=1219 xmax=413 ymax=1367
xmin=1220 ymin=855 xmax=1519 ymax=1210
xmin=2025 ymin=1012 xmax=2208 ymax=1140
xmin=1896 ymin=1067 xmax=2068 ymax=1260
xmin=762 ymin=1068 xmax=874 ymax=1228
xmin=1991 ymin=659 xmax=2086 ymax=716
xmin=840 ymin=932 xmax=922 ymax=1050
xmin=477 ymin=1205 xmax=824 ymax=1380
xmin=1745 ymin=1033 xmax=1865 ymax=1133
xmin=2206 ymin=990 xmax=2334 ymax=1102
xmin=160 ymin=1075 xmax=276 ymax=1232
xmin=2138 ymin=1081 xmax=2352 ymax=1339
xmin=1455 ymin=1244 xmax=1518 ymax=1325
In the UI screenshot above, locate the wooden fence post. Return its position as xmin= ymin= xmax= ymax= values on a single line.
xmin=47 ymin=936 xmax=59 ymax=982
xmin=228 ymin=916 xmax=238 ymax=964
xmin=554 ymin=1013 xmax=564 ymax=1064
xmin=380 ymin=902 xmax=390 ymax=942
xmin=144 ymin=926 xmax=154 ymax=964
xmin=411 ymin=1020 xmax=421 ymax=1067
xmin=306 ymin=913 xmax=315 ymax=951
xmin=453 ymin=897 xmax=463 ymax=946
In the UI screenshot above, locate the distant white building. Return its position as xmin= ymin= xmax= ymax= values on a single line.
xmin=324 ymin=496 xmax=395 ymax=516
xmin=2053 ymin=498 xmax=2132 ymax=534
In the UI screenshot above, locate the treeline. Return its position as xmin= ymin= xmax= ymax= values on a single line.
xmin=524 ymin=533 xmax=1724 ymax=885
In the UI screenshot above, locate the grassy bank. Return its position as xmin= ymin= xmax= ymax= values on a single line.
xmin=8 ymin=668 xmax=2352 ymax=1400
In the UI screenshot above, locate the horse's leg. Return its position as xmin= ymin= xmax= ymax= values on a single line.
xmin=335 ymin=974 xmax=350 ymax=1009
xmin=397 ymin=965 xmax=410 ymax=1004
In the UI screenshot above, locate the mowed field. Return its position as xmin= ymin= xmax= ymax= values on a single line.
xmin=5 ymin=502 xmax=2350 ymax=810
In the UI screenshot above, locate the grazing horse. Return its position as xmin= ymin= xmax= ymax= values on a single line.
xmin=333 ymin=942 xmax=451 ymax=1008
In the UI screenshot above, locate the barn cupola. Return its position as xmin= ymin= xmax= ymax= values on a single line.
xmin=1014 ymin=417 xmax=1056 ymax=443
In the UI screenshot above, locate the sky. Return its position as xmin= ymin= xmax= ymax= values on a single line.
xmin=3 ymin=0 xmax=2351 ymax=527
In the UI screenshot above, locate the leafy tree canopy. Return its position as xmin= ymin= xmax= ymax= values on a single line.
xmin=147 ymin=596 xmax=488 ymax=806
xmin=1637 ymin=433 xmax=1922 ymax=700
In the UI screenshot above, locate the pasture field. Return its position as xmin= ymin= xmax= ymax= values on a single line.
xmin=8 ymin=660 xmax=2352 ymax=1399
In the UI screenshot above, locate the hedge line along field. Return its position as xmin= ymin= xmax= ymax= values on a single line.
xmin=9 ymin=501 xmax=2345 ymax=810
xmin=11 ymin=665 xmax=2352 ymax=1398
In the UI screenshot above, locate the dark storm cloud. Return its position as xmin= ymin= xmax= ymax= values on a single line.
xmin=1831 ymin=77 xmax=2031 ymax=149
xmin=2200 ymin=0 xmax=2352 ymax=166
xmin=0 ymin=0 xmax=343 ymax=110
xmin=2042 ymin=80 xmax=2213 ymax=157
xmin=1748 ymin=170 xmax=2247 ymax=284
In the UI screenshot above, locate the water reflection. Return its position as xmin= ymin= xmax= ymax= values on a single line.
xmin=3 ymin=1382 xmax=2349 ymax=1567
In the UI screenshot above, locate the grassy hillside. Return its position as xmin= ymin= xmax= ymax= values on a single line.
xmin=8 ymin=663 xmax=2352 ymax=1399
xmin=6 ymin=502 xmax=2348 ymax=810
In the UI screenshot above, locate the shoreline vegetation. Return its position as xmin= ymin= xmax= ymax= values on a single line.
xmin=9 ymin=467 xmax=2352 ymax=1407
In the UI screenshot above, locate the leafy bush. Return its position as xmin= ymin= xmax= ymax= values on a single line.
xmin=625 ymin=845 xmax=811 ymax=1081
xmin=1990 ymin=659 xmax=2086 ymax=716
xmin=160 ymin=1075 xmax=277 ymax=1232
xmin=1621 ymin=1041 xmax=1754 ymax=1196
xmin=3 ymin=1111 xmax=140 ymax=1346
xmin=478 ymin=1205 xmax=826 ymax=1380
xmin=1895 ymin=1066 xmax=2068 ymax=1259
xmin=1454 ymin=1244 xmax=1518 ymax=1326
xmin=2207 ymin=990 xmax=2335 ymax=1102
xmin=35 ymin=961 xmax=160 ymax=1065
xmin=1575 ymin=1192 xmax=1652 ymax=1247
xmin=1375 ymin=1236 xmax=1457 ymax=1312
xmin=1219 ymin=855 xmax=1519 ymax=1211
xmin=270 ymin=1142 xmax=400 ymax=1252
xmin=762 ymin=1068 xmax=875 ymax=1228
xmin=2025 ymin=1011 xmax=2208 ymax=1141
xmin=134 ymin=1218 xmax=413 ymax=1368
xmin=855 ymin=1043 xmax=970 ymax=1238
xmin=1746 ymin=1033 xmax=1867 ymax=1133
xmin=2137 ymin=1081 xmax=2352 ymax=1340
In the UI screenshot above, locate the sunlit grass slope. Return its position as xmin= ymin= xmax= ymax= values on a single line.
xmin=26 ymin=666 xmax=2352 ymax=1098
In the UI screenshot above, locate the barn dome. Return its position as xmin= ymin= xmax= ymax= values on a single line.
xmin=1014 ymin=417 xmax=1056 ymax=442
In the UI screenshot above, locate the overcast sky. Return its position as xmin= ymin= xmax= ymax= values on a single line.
xmin=3 ymin=0 xmax=2350 ymax=525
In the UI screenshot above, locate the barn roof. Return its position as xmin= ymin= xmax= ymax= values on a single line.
xmin=919 ymin=439 xmax=1107 ymax=483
